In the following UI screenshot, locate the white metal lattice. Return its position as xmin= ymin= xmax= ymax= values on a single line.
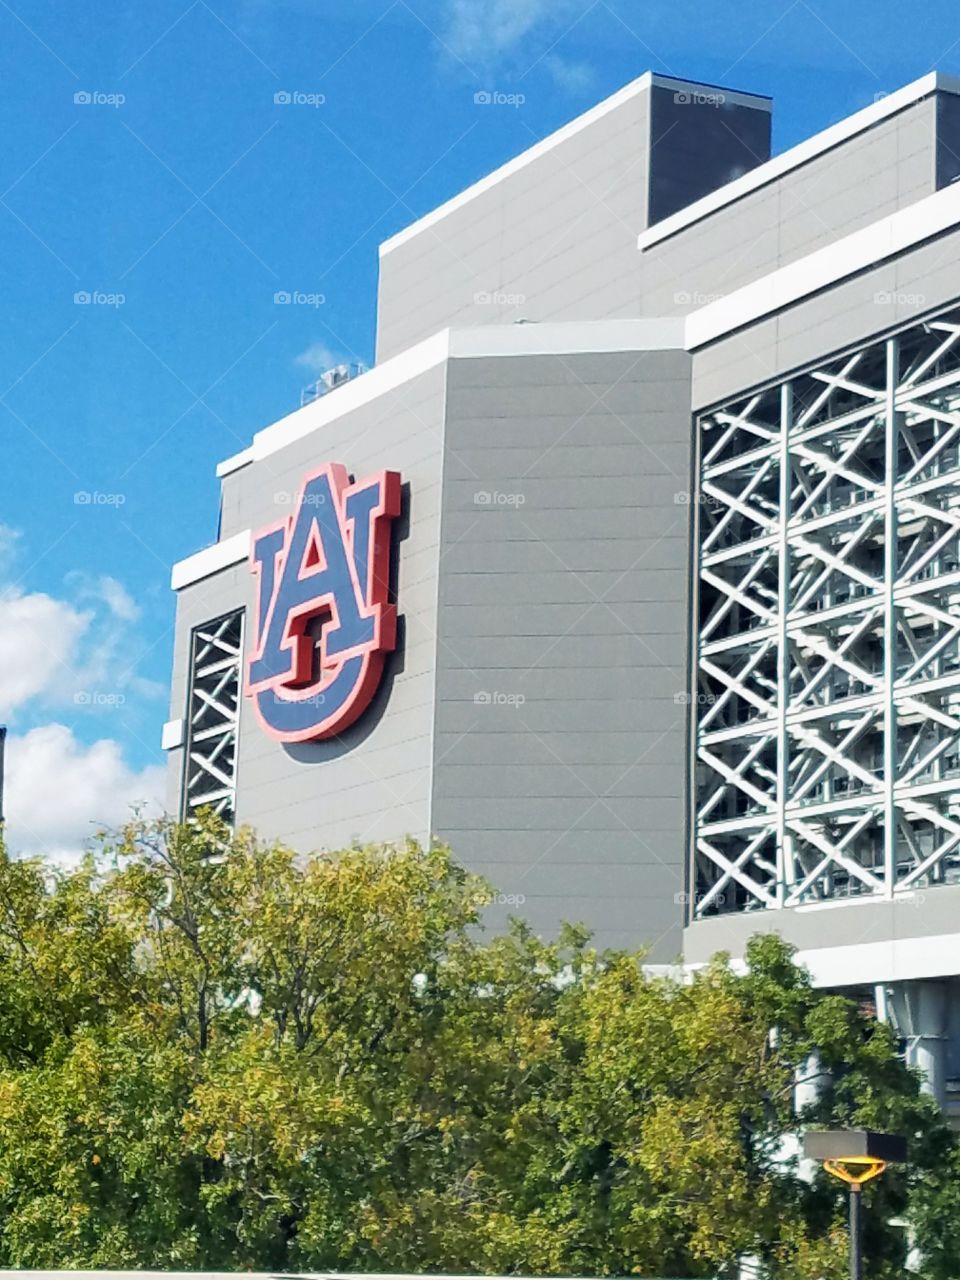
xmin=182 ymin=610 xmax=243 ymax=825
xmin=692 ymin=311 xmax=960 ymax=917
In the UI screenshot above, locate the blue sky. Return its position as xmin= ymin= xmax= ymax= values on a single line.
xmin=3 ymin=0 xmax=960 ymax=854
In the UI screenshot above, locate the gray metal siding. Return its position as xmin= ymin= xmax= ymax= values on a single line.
xmin=168 ymin=365 xmax=447 ymax=851
xmin=376 ymin=91 xmax=652 ymax=362
xmin=640 ymin=96 xmax=939 ymax=317
xmin=377 ymin=85 xmax=773 ymax=362
xmin=431 ymin=350 xmax=693 ymax=957
xmin=691 ymin=221 xmax=960 ymax=410
xmin=685 ymin=883 xmax=960 ymax=965
xmin=936 ymin=90 xmax=960 ymax=189
xmin=166 ymin=76 xmax=960 ymax=972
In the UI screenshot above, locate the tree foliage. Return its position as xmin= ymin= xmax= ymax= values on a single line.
xmin=0 ymin=817 xmax=955 ymax=1277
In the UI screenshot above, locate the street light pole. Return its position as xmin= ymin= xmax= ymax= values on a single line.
xmin=803 ymin=1130 xmax=906 ymax=1280
xmin=849 ymin=1182 xmax=862 ymax=1280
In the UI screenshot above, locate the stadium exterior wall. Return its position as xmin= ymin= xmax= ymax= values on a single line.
xmin=166 ymin=69 xmax=960 ymax=1110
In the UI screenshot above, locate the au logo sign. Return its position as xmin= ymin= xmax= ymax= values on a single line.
xmin=246 ymin=463 xmax=401 ymax=742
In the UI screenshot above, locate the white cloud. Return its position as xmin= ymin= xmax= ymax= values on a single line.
xmin=0 ymin=588 xmax=91 ymax=718
xmin=3 ymin=724 xmax=165 ymax=861
xmin=0 ymin=572 xmax=161 ymax=721
xmin=125 ymin=673 xmax=169 ymax=701
xmin=101 ymin=577 xmax=140 ymax=622
xmin=68 ymin=572 xmax=141 ymax=623
xmin=294 ymin=341 xmax=342 ymax=374
xmin=441 ymin=0 xmax=589 ymax=70
xmin=0 ymin=536 xmax=169 ymax=862
xmin=543 ymin=54 xmax=596 ymax=93
xmin=0 ymin=524 xmax=20 ymax=572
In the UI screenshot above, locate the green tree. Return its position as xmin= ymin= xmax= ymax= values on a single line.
xmin=0 ymin=817 xmax=955 ymax=1278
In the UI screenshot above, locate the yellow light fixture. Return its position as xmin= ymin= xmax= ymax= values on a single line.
xmin=803 ymin=1130 xmax=906 ymax=1280
xmin=822 ymin=1156 xmax=888 ymax=1186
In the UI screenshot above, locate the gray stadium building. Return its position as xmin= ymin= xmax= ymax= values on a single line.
xmin=165 ymin=70 xmax=960 ymax=1114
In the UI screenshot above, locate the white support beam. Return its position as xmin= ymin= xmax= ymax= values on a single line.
xmin=691 ymin=306 xmax=960 ymax=920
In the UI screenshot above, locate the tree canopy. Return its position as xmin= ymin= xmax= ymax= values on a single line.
xmin=0 ymin=816 xmax=956 ymax=1278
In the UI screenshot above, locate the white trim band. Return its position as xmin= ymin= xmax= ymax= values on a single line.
xmin=684 ymin=178 xmax=960 ymax=349
xmin=448 ymin=317 xmax=686 ymax=357
xmin=639 ymin=71 xmax=960 ymax=252
xmin=379 ymin=74 xmax=650 ymax=257
xmin=797 ymin=933 xmax=960 ymax=988
xmin=239 ymin=320 xmax=688 ymax=470
xmin=249 ymin=330 xmax=449 ymax=463
xmin=212 ymin=165 xmax=960 ymax=482
xmin=216 ymin=446 xmax=254 ymax=478
xmin=380 ymin=72 xmax=769 ymax=258
xmin=171 ymin=528 xmax=251 ymax=591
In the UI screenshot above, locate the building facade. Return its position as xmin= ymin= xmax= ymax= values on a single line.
xmin=165 ymin=70 xmax=960 ymax=1112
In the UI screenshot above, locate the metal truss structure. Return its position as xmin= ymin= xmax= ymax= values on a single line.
xmin=692 ymin=309 xmax=960 ymax=917
xmin=181 ymin=610 xmax=243 ymax=826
